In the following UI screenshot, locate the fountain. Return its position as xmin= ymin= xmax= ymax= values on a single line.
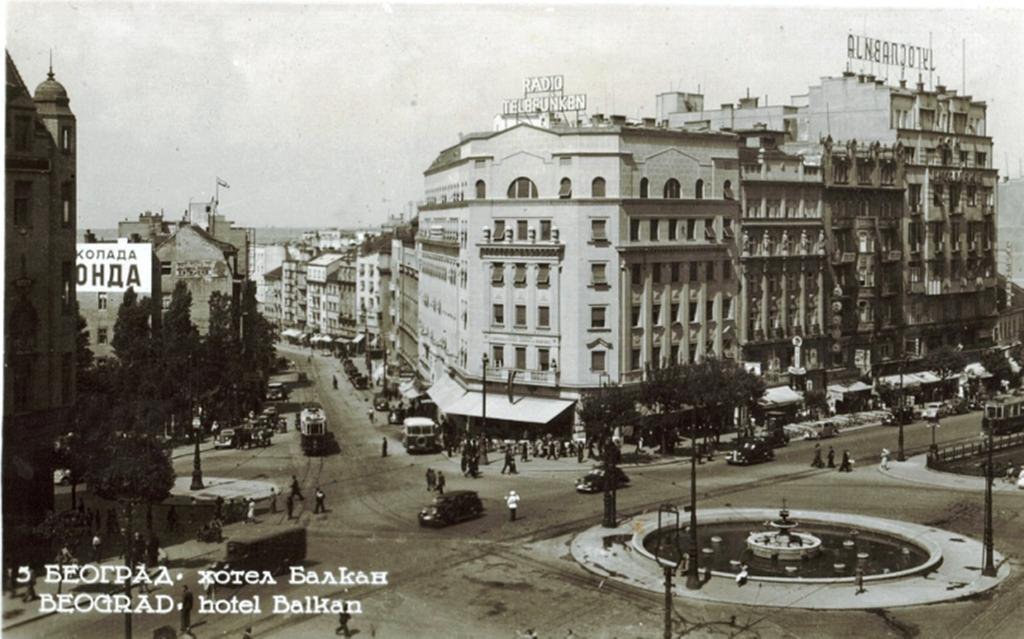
xmin=745 ymin=502 xmax=822 ymax=561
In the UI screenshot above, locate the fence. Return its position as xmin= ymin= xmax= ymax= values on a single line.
xmin=927 ymin=431 xmax=1024 ymax=470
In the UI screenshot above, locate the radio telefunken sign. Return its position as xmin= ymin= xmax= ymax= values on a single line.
xmin=847 ymin=34 xmax=935 ymax=73
xmin=502 ymin=75 xmax=587 ymax=116
xmin=76 ymin=241 xmax=152 ymax=294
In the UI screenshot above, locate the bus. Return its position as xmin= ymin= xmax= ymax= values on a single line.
xmin=402 ymin=417 xmax=440 ymax=453
xmin=982 ymin=394 xmax=1024 ymax=436
xmin=299 ymin=404 xmax=330 ymax=455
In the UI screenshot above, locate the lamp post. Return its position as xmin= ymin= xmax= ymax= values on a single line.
xmin=481 ymin=353 xmax=489 ymax=438
xmin=929 ymin=416 xmax=940 ymax=455
xmin=190 ymin=411 xmax=204 ymax=490
xmin=602 ymin=424 xmax=617 ymax=528
xmin=982 ymin=428 xmax=997 ymax=577
xmin=685 ymin=414 xmax=701 ymax=590
xmin=379 ymin=310 xmax=387 ymax=391
xmin=897 ymin=358 xmax=907 ymax=462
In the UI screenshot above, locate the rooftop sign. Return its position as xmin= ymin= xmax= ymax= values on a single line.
xmin=502 ymin=75 xmax=587 ymax=116
xmin=847 ymin=34 xmax=935 ymax=73
xmin=77 ymin=240 xmax=152 ymax=294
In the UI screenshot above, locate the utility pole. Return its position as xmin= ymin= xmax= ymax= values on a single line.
xmin=602 ymin=424 xmax=617 ymax=528
xmin=897 ymin=357 xmax=907 ymax=462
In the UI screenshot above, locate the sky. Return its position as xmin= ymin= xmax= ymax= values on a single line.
xmin=6 ymin=2 xmax=1024 ymax=230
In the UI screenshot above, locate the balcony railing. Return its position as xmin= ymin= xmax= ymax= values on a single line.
xmin=484 ymin=367 xmax=558 ymax=385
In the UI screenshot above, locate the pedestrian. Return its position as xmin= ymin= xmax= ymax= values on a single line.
xmin=204 ymin=570 xmax=217 ymax=602
xmin=270 ymin=488 xmax=278 ymax=514
xmin=332 ymin=375 xmax=338 ymax=389
xmin=635 ymin=435 xmax=644 ymax=455
xmin=22 ymin=566 xmax=37 ymax=602
xmin=426 ymin=468 xmax=436 ymax=491
xmin=166 ymin=505 xmax=179 ymax=532
xmin=93 ymin=509 xmax=101 ymax=531
xmin=460 ymin=453 xmax=468 ymax=476
xmin=290 ymin=475 xmax=304 ymax=501
xmin=367 ymin=407 xmax=375 ymax=423
xmin=521 ymin=441 xmax=529 ymax=463
xmin=577 ymin=441 xmax=585 ymax=463
xmin=382 ymin=436 xmax=388 ymax=457
xmin=336 ymin=608 xmax=352 ymax=636
xmin=735 ymin=564 xmax=749 ymax=587
xmin=509 ymin=456 xmax=518 ymax=475
xmin=242 ymin=627 xmax=253 ymax=639
xmin=92 ymin=533 xmax=102 ymax=563
xmin=827 ymin=446 xmax=836 ymax=468
xmin=839 ymin=450 xmax=854 ymax=472
xmin=506 ymin=490 xmax=520 ymax=521
xmin=436 ymin=471 xmax=446 ymax=495
xmin=855 ymin=566 xmax=866 ymax=594
xmin=180 ymin=585 xmax=194 ymax=632
xmin=314 ymin=487 xmax=326 ymax=514
xmin=246 ymin=498 xmax=257 ymax=524
xmin=880 ymin=448 xmax=891 ymax=471
xmin=215 ymin=496 xmax=225 ymax=521
xmin=501 ymin=448 xmax=513 ymax=474
xmin=811 ymin=444 xmax=824 ymax=468
xmin=286 ymin=494 xmax=295 ymax=520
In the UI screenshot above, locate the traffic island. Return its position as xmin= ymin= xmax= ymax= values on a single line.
xmin=570 ymin=507 xmax=1010 ymax=610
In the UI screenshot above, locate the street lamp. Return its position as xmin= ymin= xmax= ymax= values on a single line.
xmin=982 ymin=428 xmax=997 ymax=577
xmin=190 ymin=411 xmax=204 ymax=490
xmin=481 ymin=353 xmax=489 ymax=438
xmin=685 ymin=414 xmax=701 ymax=590
xmin=897 ymin=358 xmax=907 ymax=462
xmin=602 ymin=423 xmax=618 ymax=528
xmin=929 ymin=416 xmax=940 ymax=455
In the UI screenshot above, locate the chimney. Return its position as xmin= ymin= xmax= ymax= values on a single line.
xmin=865 ymin=74 xmax=875 ymax=83
xmin=84 ymin=229 xmax=97 ymax=243
xmin=842 ymin=69 xmax=856 ymax=78
xmin=642 ymin=117 xmax=655 ymax=128
xmin=591 ymin=113 xmax=605 ymax=125
xmin=738 ymin=96 xmax=759 ymax=109
xmin=609 ymin=114 xmax=626 ymax=126
xmin=857 ymin=74 xmax=866 ymax=83
xmin=899 ymin=79 xmax=907 ymax=88
xmin=936 ymin=83 xmax=947 ymax=94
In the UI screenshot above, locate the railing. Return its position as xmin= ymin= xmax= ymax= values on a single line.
xmin=484 ymin=367 xmax=557 ymax=385
xmin=927 ymin=431 xmax=1024 ymax=470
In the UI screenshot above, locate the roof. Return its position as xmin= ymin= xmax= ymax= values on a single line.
xmin=308 ymin=253 xmax=347 ymax=267
xmin=156 ymin=224 xmax=238 ymax=254
xmin=263 ymin=266 xmax=283 ymax=281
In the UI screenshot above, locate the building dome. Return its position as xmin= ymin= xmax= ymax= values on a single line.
xmin=34 ymin=70 xmax=68 ymax=104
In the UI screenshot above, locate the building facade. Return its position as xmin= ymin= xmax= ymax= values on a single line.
xmin=155 ymin=224 xmax=240 ymax=333
xmin=4 ymin=53 xmax=78 ymax=550
xmin=391 ymin=225 xmax=420 ymax=372
xmin=262 ymin=266 xmax=283 ymax=329
xmin=306 ymin=252 xmax=346 ymax=336
xmin=253 ymin=244 xmax=288 ymax=316
xmin=356 ymin=248 xmax=392 ymax=352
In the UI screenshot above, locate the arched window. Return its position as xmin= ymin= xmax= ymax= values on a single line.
xmin=695 ymin=179 xmax=704 ymax=200
xmin=475 ymin=180 xmax=486 ymax=199
xmin=663 ymin=178 xmax=680 ymax=199
xmin=507 ymin=177 xmax=538 ymax=199
xmin=723 ymin=179 xmax=734 ymax=200
xmin=559 ymin=178 xmax=572 ymax=199
xmin=640 ymin=177 xmax=649 ymax=199
xmin=591 ymin=177 xmax=606 ymax=198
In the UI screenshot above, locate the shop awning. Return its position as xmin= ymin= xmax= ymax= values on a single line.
xmin=878 ymin=374 xmax=921 ymax=388
xmin=426 ymin=375 xmax=467 ymax=413
xmin=399 ymin=379 xmax=424 ymax=400
xmin=352 ymin=334 xmax=365 ymax=344
xmin=844 ymin=381 xmax=873 ymax=393
xmin=281 ymin=328 xmax=302 ymax=338
xmin=914 ymin=371 xmax=943 ymax=384
xmin=444 ymin=391 xmax=575 ymax=425
xmin=758 ymin=385 xmax=804 ymax=407
xmin=964 ymin=363 xmax=993 ymax=379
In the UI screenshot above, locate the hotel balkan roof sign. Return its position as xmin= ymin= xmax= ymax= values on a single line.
xmin=847 ymin=34 xmax=936 ymax=73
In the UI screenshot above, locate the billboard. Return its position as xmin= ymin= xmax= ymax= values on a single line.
xmin=76 ymin=241 xmax=153 ymax=294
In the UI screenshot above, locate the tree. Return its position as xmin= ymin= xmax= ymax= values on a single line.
xmin=641 ymin=364 xmax=691 ymax=454
xmin=577 ymin=385 xmax=637 ymax=527
xmin=804 ymin=388 xmax=829 ymax=419
xmin=162 ymin=281 xmax=201 ymax=436
xmin=924 ymin=345 xmax=968 ymax=395
xmin=981 ymin=349 xmax=1018 ymax=391
xmin=34 ymin=509 xmax=90 ymax=594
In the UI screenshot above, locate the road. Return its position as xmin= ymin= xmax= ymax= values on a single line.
xmin=14 ymin=345 xmax=1024 ymax=639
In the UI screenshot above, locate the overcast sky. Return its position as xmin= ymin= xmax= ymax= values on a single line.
xmin=7 ymin=3 xmax=1023 ymax=230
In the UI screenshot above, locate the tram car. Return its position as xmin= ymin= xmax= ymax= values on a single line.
xmin=982 ymin=394 xmax=1024 ymax=436
xmin=299 ymin=404 xmax=330 ymax=455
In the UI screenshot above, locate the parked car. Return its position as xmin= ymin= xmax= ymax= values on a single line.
xmin=883 ymin=406 xmax=914 ymax=426
xmin=214 ymin=428 xmax=237 ymax=449
xmin=352 ymin=374 xmax=369 ymax=390
xmin=802 ymin=421 xmax=839 ymax=440
xmin=418 ymin=491 xmax=484 ymax=527
xmin=575 ymin=466 xmax=630 ymax=493
xmin=373 ymin=394 xmax=389 ymax=411
xmin=266 ymin=382 xmax=288 ymax=401
xmin=261 ymin=406 xmax=278 ymax=421
xmin=756 ymin=426 xmax=790 ymax=448
xmin=726 ymin=440 xmax=775 ymax=465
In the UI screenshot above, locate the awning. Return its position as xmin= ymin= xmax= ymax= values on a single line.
xmin=878 ymin=374 xmax=921 ymax=388
xmin=426 ymin=375 xmax=467 ymax=413
xmin=281 ymin=328 xmax=302 ymax=338
xmin=399 ymin=379 xmax=424 ymax=400
xmin=964 ymin=362 xmax=993 ymax=379
xmin=758 ymin=385 xmax=804 ymax=407
xmin=352 ymin=334 xmax=365 ymax=345
xmin=445 ymin=391 xmax=575 ymax=425
xmin=333 ymin=336 xmax=350 ymax=344
xmin=844 ymin=381 xmax=873 ymax=393
xmin=914 ymin=371 xmax=943 ymax=384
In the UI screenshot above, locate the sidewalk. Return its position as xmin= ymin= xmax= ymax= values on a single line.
xmin=169 ymin=476 xmax=279 ymax=502
xmin=880 ymin=453 xmax=1024 ymax=494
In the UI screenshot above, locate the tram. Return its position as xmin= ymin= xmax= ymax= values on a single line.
xmin=299 ymin=404 xmax=330 ymax=455
xmin=981 ymin=394 xmax=1024 ymax=436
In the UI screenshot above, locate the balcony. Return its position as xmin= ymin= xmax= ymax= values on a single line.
xmin=484 ymin=367 xmax=558 ymax=386
xmin=831 ymin=250 xmax=857 ymax=265
xmin=883 ymin=249 xmax=902 ymax=262
xmin=910 ymin=282 xmax=925 ymax=294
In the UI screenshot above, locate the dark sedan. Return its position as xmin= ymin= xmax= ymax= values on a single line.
xmin=575 ymin=466 xmax=630 ymax=493
xmin=726 ymin=440 xmax=775 ymax=465
xmin=418 ymin=491 xmax=484 ymax=527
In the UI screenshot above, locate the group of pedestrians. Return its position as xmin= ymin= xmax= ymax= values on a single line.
xmin=425 ymin=468 xmax=447 ymax=494
xmin=810 ymin=444 xmax=854 ymax=471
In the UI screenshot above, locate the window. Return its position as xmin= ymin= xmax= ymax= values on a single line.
xmin=632 ymin=305 xmax=642 ymax=327
xmin=591 ymin=219 xmax=607 ymax=241
xmin=515 ymin=304 xmax=527 ymax=327
xmin=559 ymin=178 xmax=572 ymax=199
xmin=591 ymin=263 xmax=608 ymax=286
xmin=689 ymin=303 xmax=699 ymax=323
xmin=492 ymin=345 xmax=504 ymax=367
xmin=591 ymin=306 xmax=606 ymax=328
xmin=704 ymin=219 xmax=717 ymax=241
xmin=686 ymin=219 xmax=696 ymax=241
xmin=61 ymin=126 xmax=72 ymax=153
xmin=670 ymin=303 xmax=680 ymax=321
xmin=14 ymin=115 xmax=31 ymax=151
xmin=631 ymin=266 xmax=642 ymax=286
xmin=671 ymin=263 xmax=681 ymax=282
xmin=540 ymin=220 xmax=552 ymax=241
xmin=723 ymin=179 xmax=734 ymax=200
xmin=668 ymin=220 xmax=677 ymax=241
xmin=706 ymin=261 xmax=715 ymax=280
xmin=652 ymin=347 xmax=662 ymax=368
xmin=14 ymin=181 xmax=33 ymax=228
xmin=515 ymin=347 xmax=527 ymax=370
xmin=640 ymin=177 xmax=649 ymax=199
xmin=976 ymin=152 xmax=987 ymax=168
xmin=652 ymin=263 xmax=663 ymax=284
xmin=98 ymin=292 xmax=108 ymax=310
xmin=507 ymin=177 xmax=538 ymax=199
xmin=162 ymin=293 xmax=172 ymax=311
xmin=538 ymin=305 xmax=550 ymax=328
xmin=909 ymin=184 xmax=921 ymax=211
xmin=591 ymin=177 xmax=606 ymax=197
xmin=61 ymin=261 xmax=74 ymax=313
xmin=517 ymin=220 xmax=528 ymax=240
xmin=475 ymin=180 xmax=486 ymax=199
xmin=493 ymin=304 xmax=504 ymax=325
xmin=631 ymin=348 xmax=641 ymax=370
xmin=494 ymin=219 xmax=506 ymax=240
xmin=538 ymin=348 xmax=551 ymax=371
xmin=630 ymin=219 xmax=641 ymax=241
xmin=706 ymin=300 xmax=715 ymax=322
xmin=723 ymin=297 xmax=733 ymax=320
xmin=61 ymin=182 xmax=73 ymax=227
xmin=689 ymin=263 xmax=699 ymax=283
xmin=932 ymin=183 xmax=944 ymax=207
xmin=663 ymin=178 xmax=680 ymax=199
xmin=161 ymin=261 xmax=172 ymax=276
xmin=591 ymin=350 xmax=606 ymax=372
xmin=98 ymin=328 xmax=109 ymax=344
xmin=652 ymin=304 xmax=661 ymax=325
xmin=537 ymin=264 xmax=550 ymax=288
xmin=649 ymin=219 xmax=659 ymax=241
xmin=514 ymin=263 xmax=527 ymax=287
xmin=721 ymin=261 xmax=730 ymax=280
xmin=695 ymin=179 xmax=704 ymax=199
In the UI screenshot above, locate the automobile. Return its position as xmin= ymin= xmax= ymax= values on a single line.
xmin=575 ymin=466 xmax=630 ymax=493
xmin=755 ymin=426 xmax=790 ymax=448
xmin=373 ymin=394 xmax=389 ymax=412
xmin=418 ymin=490 xmax=484 ymax=527
xmin=261 ymin=406 xmax=278 ymax=421
xmin=214 ymin=428 xmax=237 ymax=449
xmin=726 ymin=440 xmax=775 ymax=465
xmin=53 ymin=468 xmax=72 ymax=486
xmin=352 ymin=374 xmax=369 ymax=390
xmin=215 ymin=526 xmax=306 ymax=576
xmin=267 ymin=382 xmax=288 ymax=401
xmin=922 ymin=402 xmax=944 ymax=420
xmin=802 ymin=422 xmax=839 ymax=440
xmin=883 ymin=406 xmax=914 ymax=426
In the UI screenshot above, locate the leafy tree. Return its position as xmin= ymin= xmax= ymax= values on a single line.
xmin=641 ymin=364 xmax=690 ymax=453
xmin=923 ymin=345 xmax=968 ymax=386
xmin=162 ymin=281 xmax=201 ymax=436
xmin=981 ymin=349 xmax=1018 ymax=390
xmin=804 ymin=388 xmax=829 ymax=419
xmin=34 ymin=509 xmax=90 ymax=594
xmin=577 ymin=385 xmax=637 ymax=527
